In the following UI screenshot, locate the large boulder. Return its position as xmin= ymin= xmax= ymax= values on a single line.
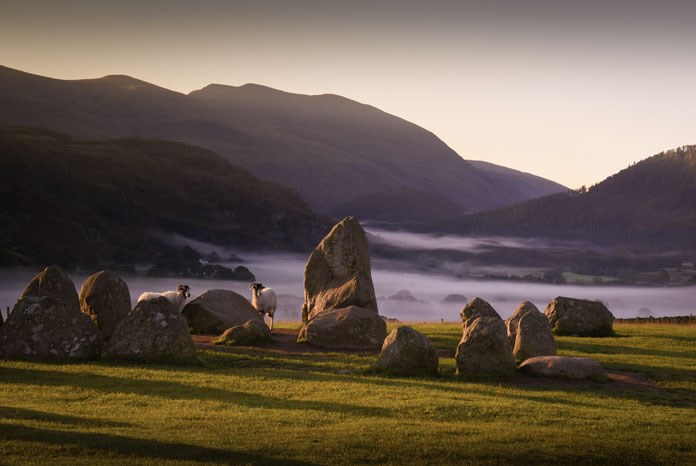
xmin=301 ymin=217 xmax=378 ymax=322
xmin=505 ymin=301 xmax=539 ymax=346
xmin=460 ymin=297 xmax=502 ymax=329
xmin=513 ymin=310 xmax=557 ymax=362
xmin=213 ymin=319 xmax=271 ymax=346
xmin=297 ymin=306 xmax=386 ymax=350
xmin=182 ymin=289 xmax=262 ymax=334
xmin=79 ymin=270 xmax=131 ymax=340
xmin=0 ymin=266 xmax=102 ymax=361
xmin=455 ymin=316 xmax=514 ymax=378
xmin=104 ymin=297 xmax=197 ymax=364
xmin=544 ymin=297 xmax=615 ymax=337
xmin=519 ymin=356 xmax=607 ymax=381
xmin=376 ymin=326 xmax=438 ymax=376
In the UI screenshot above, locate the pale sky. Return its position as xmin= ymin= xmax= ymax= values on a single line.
xmin=2 ymin=0 xmax=695 ymax=188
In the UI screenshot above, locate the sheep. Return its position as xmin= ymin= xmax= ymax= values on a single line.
xmin=137 ymin=284 xmax=191 ymax=312
xmin=249 ymin=282 xmax=277 ymax=331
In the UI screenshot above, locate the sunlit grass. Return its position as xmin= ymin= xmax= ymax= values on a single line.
xmin=0 ymin=323 xmax=694 ymax=465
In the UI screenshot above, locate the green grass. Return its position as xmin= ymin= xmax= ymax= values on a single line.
xmin=1 ymin=323 xmax=694 ymax=465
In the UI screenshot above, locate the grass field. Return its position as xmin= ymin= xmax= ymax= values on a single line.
xmin=1 ymin=322 xmax=694 ymax=465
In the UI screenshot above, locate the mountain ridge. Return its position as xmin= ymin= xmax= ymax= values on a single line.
xmin=439 ymin=146 xmax=696 ymax=252
xmin=0 ymin=65 xmax=566 ymax=218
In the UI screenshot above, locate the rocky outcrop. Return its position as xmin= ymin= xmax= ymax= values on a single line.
xmin=297 ymin=306 xmax=386 ymax=350
xmin=455 ymin=316 xmax=514 ymax=378
xmin=182 ymin=289 xmax=262 ymax=334
xmin=213 ymin=320 xmax=271 ymax=346
xmin=79 ymin=270 xmax=131 ymax=340
xmin=544 ymin=297 xmax=615 ymax=337
xmin=376 ymin=326 xmax=438 ymax=376
xmin=104 ymin=297 xmax=197 ymax=364
xmin=518 ymin=356 xmax=607 ymax=381
xmin=301 ymin=217 xmax=378 ymax=322
xmin=513 ymin=310 xmax=557 ymax=362
xmin=0 ymin=266 xmax=102 ymax=361
xmin=460 ymin=297 xmax=501 ymax=329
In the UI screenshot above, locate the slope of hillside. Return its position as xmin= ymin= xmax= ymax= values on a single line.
xmin=467 ymin=160 xmax=567 ymax=201
xmin=446 ymin=146 xmax=696 ymax=251
xmin=0 ymin=65 xmax=565 ymax=219
xmin=330 ymin=187 xmax=468 ymax=225
xmin=0 ymin=127 xmax=332 ymax=266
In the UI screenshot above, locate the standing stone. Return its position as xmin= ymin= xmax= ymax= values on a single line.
xmin=104 ymin=297 xmax=197 ymax=364
xmin=297 ymin=306 xmax=386 ymax=350
xmin=376 ymin=326 xmax=438 ymax=376
xmin=79 ymin=270 xmax=131 ymax=340
xmin=513 ymin=310 xmax=557 ymax=362
xmin=455 ymin=316 xmax=514 ymax=378
xmin=183 ymin=289 xmax=262 ymax=334
xmin=505 ymin=301 xmax=539 ymax=346
xmin=0 ymin=266 xmax=102 ymax=361
xmin=460 ymin=297 xmax=501 ymax=329
xmin=301 ymin=217 xmax=378 ymax=322
xmin=544 ymin=297 xmax=615 ymax=337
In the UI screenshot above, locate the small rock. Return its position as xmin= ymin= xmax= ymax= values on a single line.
xmin=214 ymin=319 xmax=271 ymax=346
xmin=376 ymin=326 xmax=438 ymax=376
xmin=519 ymin=356 xmax=607 ymax=381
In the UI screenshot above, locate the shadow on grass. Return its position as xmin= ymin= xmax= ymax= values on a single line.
xmin=0 ymin=422 xmax=316 ymax=465
xmin=0 ymin=406 xmax=131 ymax=428
xmin=559 ymin=340 xmax=696 ymax=360
xmin=1 ymin=366 xmax=389 ymax=418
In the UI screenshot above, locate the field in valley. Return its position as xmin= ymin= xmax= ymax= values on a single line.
xmin=0 ymin=322 xmax=694 ymax=465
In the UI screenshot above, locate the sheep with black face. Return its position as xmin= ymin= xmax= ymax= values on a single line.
xmin=249 ymin=282 xmax=277 ymax=331
xmin=137 ymin=285 xmax=191 ymax=312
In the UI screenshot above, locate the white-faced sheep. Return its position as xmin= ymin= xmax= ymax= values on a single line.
xmin=137 ymin=284 xmax=191 ymax=312
xmin=249 ymin=282 xmax=277 ymax=331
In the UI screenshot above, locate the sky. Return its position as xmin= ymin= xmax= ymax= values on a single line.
xmin=2 ymin=0 xmax=695 ymax=189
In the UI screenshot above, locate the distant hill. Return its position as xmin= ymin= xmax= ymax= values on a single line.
xmin=443 ymin=146 xmax=696 ymax=251
xmin=330 ymin=187 xmax=467 ymax=225
xmin=0 ymin=127 xmax=332 ymax=266
xmin=0 ymin=65 xmax=566 ymax=221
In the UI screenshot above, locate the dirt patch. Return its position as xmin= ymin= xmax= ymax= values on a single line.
xmin=193 ymin=328 xmax=380 ymax=355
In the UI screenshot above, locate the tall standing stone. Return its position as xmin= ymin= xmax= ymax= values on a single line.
xmin=455 ymin=316 xmax=514 ymax=378
xmin=0 ymin=266 xmax=102 ymax=361
xmin=505 ymin=301 xmax=539 ymax=346
xmin=460 ymin=297 xmax=502 ymax=328
xmin=513 ymin=310 xmax=557 ymax=362
xmin=455 ymin=298 xmax=514 ymax=378
xmin=301 ymin=217 xmax=378 ymax=322
xmin=79 ymin=270 xmax=131 ymax=340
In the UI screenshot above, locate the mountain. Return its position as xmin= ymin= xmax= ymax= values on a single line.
xmin=443 ymin=146 xmax=696 ymax=251
xmin=330 ymin=187 xmax=467 ymax=226
xmin=0 ymin=65 xmax=565 ymax=220
xmin=0 ymin=127 xmax=332 ymax=266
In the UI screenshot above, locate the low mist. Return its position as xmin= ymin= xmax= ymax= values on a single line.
xmin=1 ymin=230 xmax=693 ymax=322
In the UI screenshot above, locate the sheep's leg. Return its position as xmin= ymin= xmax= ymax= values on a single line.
xmin=269 ymin=314 xmax=274 ymax=332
